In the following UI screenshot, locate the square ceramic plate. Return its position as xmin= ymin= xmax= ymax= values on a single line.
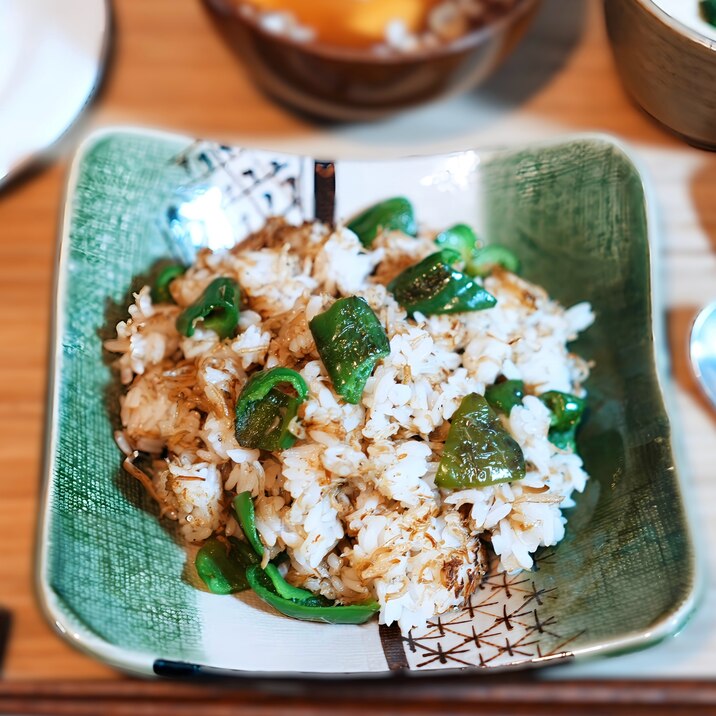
xmin=37 ymin=127 xmax=699 ymax=678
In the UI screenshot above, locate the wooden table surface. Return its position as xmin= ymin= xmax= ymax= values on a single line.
xmin=1 ymin=0 xmax=715 ymax=711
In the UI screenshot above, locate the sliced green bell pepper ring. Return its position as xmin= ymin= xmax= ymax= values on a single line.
xmin=194 ymin=536 xmax=259 ymax=594
xmin=309 ymin=296 xmax=390 ymax=404
xmin=233 ymin=492 xmax=331 ymax=603
xmin=151 ymin=263 xmax=186 ymax=304
xmin=347 ymin=197 xmax=417 ymax=248
xmin=434 ymin=223 xmax=478 ymax=263
xmin=466 ymin=245 xmax=521 ymax=278
xmin=233 ymin=491 xmax=376 ymax=622
xmin=388 ymin=251 xmax=497 ymax=317
xmin=233 ymin=492 xmax=264 ymax=557
xmin=485 ymin=380 xmax=525 ymax=415
xmin=234 ymin=368 xmax=308 ymax=451
xmin=539 ymin=390 xmax=586 ymax=451
xmin=238 ymin=367 xmax=308 ymax=404
xmin=701 ymin=0 xmax=716 ymax=26
xmin=235 ymin=388 xmax=300 ymax=451
xmin=176 ymin=277 xmax=240 ymax=339
xmin=264 ymin=563 xmax=329 ymax=603
xmin=246 ymin=565 xmax=380 ymax=625
xmin=436 ymin=393 xmax=526 ymax=489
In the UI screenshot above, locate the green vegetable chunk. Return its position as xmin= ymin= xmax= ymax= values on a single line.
xmin=388 ymin=251 xmax=496 ymax=317
xmin=233 ymin=492 xmax=265 ymax=557
xmin=434 ymin=223 xmax=478 ymax=262
xmin=246 ymin=565 xmax=380 ymax=624
xmin=701 ymin=0 xmax=716 ymax=26
xmin=436 ymin=393 xmax=526 ymax=489
xmin=347 ymin=197 xmax=417 ymax=247
xmin=309 ymin=296 xmax=390 ymax=404
xmin=233 ymin=492 xmax=373 ymax=623
xmin=539 ymin=390 xmax=586 ymax=451
xmin=233 ymin=491 xmax=328 ymax=603
xmin=238 ymin=367 xmax=309 ymax=405
xmin=176 ymin=277 xmax=240 ymax=339
xmin=234 ymin=368 xmax=308 ymax=451
xmin=194 ymin=536 xmax=258 ymax=594
xmin=263 ymin=563 xmax=328 ymax=603
xmin=151 ymin=264 xmax=186 ymax=304
xmin=485 ymin=380 xmax=525 ymax=415
xmin=467 ymin=245 xmax=521 ymax=278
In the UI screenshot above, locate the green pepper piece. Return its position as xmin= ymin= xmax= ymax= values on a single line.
xmin=485 ymin=380 xmax=525 ymax=415
xmin=194 ymin=536 xmax=259 ymax=594
xmin=434 ymin=223 xmax=478 ymax=262
xmin=151 ymin=264 xmax=186 ymax=304
xmin=234 ymin=368 xmax=308 ymax=451
xmin=436 ymin=393 xmax=525 ymax=489
xmin=539 ymin=391 xmax=585 ymax=431
xmin=467 ymin=245 xmax=521 ymax=278
xmin=238 ymin=366 xmax=309 ymax=404
xmin=235 ymin=388 xmax=300 ymax=451
xmin=347 ymin=197 xmax=417 ymax=247
xmin=246 ymin=565 xmax=380 ymax=624
xmin=539 ymin=390 xmax=586 ymax=451
xmin=309 ymin=296 xmax=390 ymax=404
xmin=701 ymin=0 xmax=716 ymax=26
xmin=233 ymin=492 xmax=328 ymax=603
xmin=233 ymin=492 xmax=264 ymax=557
xmin=176 ymin=277 xmax=240 ymax=339
xmin=263 ymin=563 xmax=329 ymax=603
xmin=388 ymin=251 xmax=497 ymax=317
xmin=548 ymin=429 xmax=577 ymax=452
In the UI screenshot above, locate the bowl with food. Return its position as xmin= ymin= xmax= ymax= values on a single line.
xmin=37 ymin=128 xmax=698 ymax=677
xmin=605 ymin=0 xmax=716 ymax=149
xmin=202 ymin=0 xmax=541 ymax=119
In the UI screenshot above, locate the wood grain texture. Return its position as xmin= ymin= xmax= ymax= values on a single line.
xmin=0 ymin=0 xmax=715 ymax=705
xmin=605 ymin=0 xmax=716 ymax=149
xmin=3 ymin=679 xmax=716 ymax=715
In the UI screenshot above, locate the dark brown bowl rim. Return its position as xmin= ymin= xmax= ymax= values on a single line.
xmin=204 ymin=0 xmax=540 ymax=63
xmin=637 ymin=0 xmax=716 ymax=51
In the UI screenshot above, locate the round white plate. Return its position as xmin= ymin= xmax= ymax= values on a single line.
xmin=0 ymin=0 xmax=110 ymax=185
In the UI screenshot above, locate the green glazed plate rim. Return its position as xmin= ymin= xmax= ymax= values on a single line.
xmin=35 ymin=126 xmax=703 ymax=678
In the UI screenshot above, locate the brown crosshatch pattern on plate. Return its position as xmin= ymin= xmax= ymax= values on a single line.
xmin=163 ymin=141 xmax=309 ymax=261
xmin=173 ymin=141 xmax=306 ymax=219
xmin=382 ymin=549 xmax=586 ymax=671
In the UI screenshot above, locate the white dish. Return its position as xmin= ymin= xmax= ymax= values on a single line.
xmin=0 ymin=0 xmax=110 ymax=185
xmin=36 ymin=127 xmax=698 ymax=678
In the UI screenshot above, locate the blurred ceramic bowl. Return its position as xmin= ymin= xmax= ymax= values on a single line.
xmin=605 ymin=0 xmax=716 ymax=149
xmin=203 ymin=0 xmax=540 ymax=120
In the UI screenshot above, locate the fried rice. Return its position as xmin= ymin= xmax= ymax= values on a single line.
xmin=105 ymin=217 xmax=594 ymax=634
